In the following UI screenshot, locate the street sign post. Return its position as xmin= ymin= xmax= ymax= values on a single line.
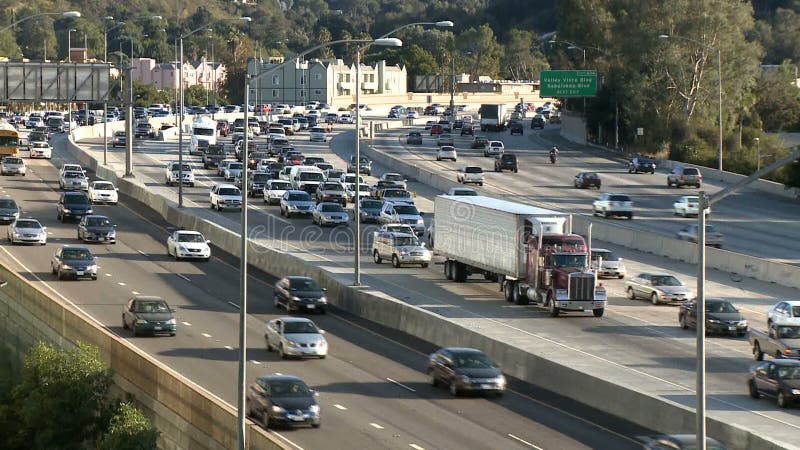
xmin=540 ymin=70 xmax=597 ymax=97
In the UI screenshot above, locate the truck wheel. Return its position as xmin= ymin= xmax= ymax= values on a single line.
xmin=593 ymin=308 xmax=604 ymax=317
xmin=548 ymin=294 xmax=560 ymax=317
xmin=453 ymin=262 xmax=467 ymax=282
xmin=650 ymin=292 xmax=659 ymax=305
xmin=627 ymin=287 xmax=636 ymax=300
xmin=392 ymin=255 xmax=401 ymax=268
xmin=373 ymin=250 xmax=382 ymax=264
xmin=444 ymin=260 xmax=452 ymax=280
xmin=753 ymin=342 xmax=764 ymax=361
xmin=748 ymin=380 xmax=761 ymax=399
xmin=503 ymin=282 xmax=513 ymax=302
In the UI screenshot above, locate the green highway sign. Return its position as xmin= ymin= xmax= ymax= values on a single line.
xmin=539 ymin=70 xmax=597 ymax=97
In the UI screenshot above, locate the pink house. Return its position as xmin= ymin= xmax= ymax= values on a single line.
xmin=130 ymin=57 xmax=226 ymax=91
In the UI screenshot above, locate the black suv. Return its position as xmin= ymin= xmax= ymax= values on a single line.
xmin=531 ymin=116 xmax=545 ymax=129
xmin=509 ymin=122 xmax=524 ymax=136
xmin=494 ymin=153 xmax=518 ymax=173
xmin=274 ymin=276 xmax=327 ymax=314
xmin=57 ymin=191 xmax=93 ymax=222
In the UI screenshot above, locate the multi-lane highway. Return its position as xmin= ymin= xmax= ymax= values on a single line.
xmin=71 ymin=119 xmax=800 ymax=447
xmin=373 ymin=120 xmax=800 ymax=266
xmin=0 ymin=130 xmax=650 ymax=450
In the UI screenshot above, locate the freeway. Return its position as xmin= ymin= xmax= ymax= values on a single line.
xmin=74 ymin=121 xmax=800 ymax=447
xmin=0 ymin=132 xmax=648 ymax=450
xmin=374 ymin=119 xmax=800 ymax=266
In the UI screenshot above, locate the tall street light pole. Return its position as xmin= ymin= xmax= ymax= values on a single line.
xmin=659 ymin=34 xmax=723 ymax=172
xmin=103 ymin=16 xmax=123 ymax=166
xmin=755 ymin=137 xmax=761 ymax=172
xmin=67 ymin=28 xmax=76 ymax=136
xmin=0 ymin=10 xmax=80 ymax=33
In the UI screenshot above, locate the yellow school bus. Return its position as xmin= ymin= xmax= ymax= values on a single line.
xmin=0 ymin=122 xmax=19 ymax=157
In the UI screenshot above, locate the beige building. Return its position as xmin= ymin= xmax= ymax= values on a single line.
xmin=247 ymin=57 xmax=407 ymax=106
xmin=130 ymin=57 xmax=226 ymax=91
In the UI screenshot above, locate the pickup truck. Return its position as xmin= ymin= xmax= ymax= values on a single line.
xmin=750 ymin=323 xmax=800 ymax=361
xmin=202 ymin=144 xmax=226 ymax=169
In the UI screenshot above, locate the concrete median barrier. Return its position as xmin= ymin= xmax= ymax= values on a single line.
xmin=65 ymin=131 xmax=794 ymax=450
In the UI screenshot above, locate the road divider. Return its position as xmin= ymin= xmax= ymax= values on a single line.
xmin=65 ymin=130 xmax=792 ymax=450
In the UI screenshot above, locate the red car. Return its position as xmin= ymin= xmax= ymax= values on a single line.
xmin=430 ymin=124 xmax=444 ymax=135
xmin=216 ymin=121 xmax=229 ymax=137
xmin=287 ymin=154 xmax=305 ymax=166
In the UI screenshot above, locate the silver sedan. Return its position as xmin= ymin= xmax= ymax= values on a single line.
xmin=7 ymin=218 xmax=46 ymax=245
xmin=625 ymin=273 xmax=694 ymax=305
xmin=312 ymin=202 xmax=349 ymax=226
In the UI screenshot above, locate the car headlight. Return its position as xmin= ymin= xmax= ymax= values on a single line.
xmin=399 ymin=250 xmax=408 ymax=256
xmin=319 ymin=296 xmax=327 ymax=303
xmin=13 ymin=212 xmax=19 ymax=217
xmin=417 ymin=218 xmax=424 ymax=224
xmin=739 ymin=320 xmax=748 ymax=327
xmin=494 ymin=375 xmax=506 ymax=386
xmin=134 ymin=319 xmax=148 ymax=325
xmin=60 ymin=264 xmax=72 ymax=270
xmin=309 ymin=404 xmax=320 ymax=414
xmin=271 ymin=405 xmax=285 ymax=413
xmin=708 ymin=319 xmax=721 ymax=324
xmin=86 ymin=209 xmax=93 ymax=214
xmin=12 ymin=231 xmax=20 ymax=236
xmin=87 ymin=265 xmax=97 ymax=271
xmin=166 ymin=319 xmax=176 ymax=325
xmin=792 ymin=389 xmax=800 ymax=395
xmin=286 ymin=340 xmax=298 ymax=347
xmin=290 ymin=296 xmax=301 ymax=302
xmin=318 ymin=339 xmax=327 ymax=347
xmin=63 ymin=209 xmax=71 ymax=213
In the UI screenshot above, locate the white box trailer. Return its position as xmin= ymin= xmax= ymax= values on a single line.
xmin=433 ymin=195 xmax=568 ymax=279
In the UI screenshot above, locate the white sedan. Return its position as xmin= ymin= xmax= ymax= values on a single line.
xmin=88 ymin=181 xmax=119 ymax=205
xmin=766 ymin=301 xmax=800 ymax=326
xmin=265 ymin=317 xmax=328 ymax=359
xmin=673 ymin=195 xmax=710 ymax=217
xmin=166 ymin=230 xmax=211 ymax=261
xmin=7 ymin=218 xmax=47 ymax=245
xmin=29 ymin=141 xmax=52 ymax=159
xmin=406 ymin=110 xmax=419 ymax=119
xmin=263 ymin=180 xmax=291 ymax=205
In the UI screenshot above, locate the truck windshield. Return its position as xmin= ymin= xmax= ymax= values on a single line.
xmin=552 ymin=254 xmax=587 ymax=267
xmin=193 ymin=128 xmax=214 ymax=136
xmin=777 ymin=326 xmax=800 ymax=339
xmin=299 ymin=172 xmax=323 ymax=181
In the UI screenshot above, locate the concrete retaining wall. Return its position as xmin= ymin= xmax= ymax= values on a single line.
xmin=63 ymin=132 xmax=793 ymax=450
xmin=0 ymin=253 xmax=288 ymax=449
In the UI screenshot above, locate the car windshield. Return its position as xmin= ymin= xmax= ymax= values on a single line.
xmin=465 ymin=167 xmax=483 ymax=173
xmin=16 ymin=220 xmax=40 ymax=229
xmin=62 ymin=248 xmax=93 ymax=260
xmin=171 ymin=164 xmax=191 ymax=172
xmin=283 ymin=321 xmax=319 ymax=334
xmin=177 ymin=233 xmax=205 ymax=243
xmin=251 ymin=174 xmax=269 ymax=182
xmin=64 ymin=194 xmax=89 ymax=205
xmin=229 ymin=163 xmax=243 ymax=170
xmin=552 ymin=254 xmax=588 ymax=267
xmin=394 ymin=205 xmax=419 ymax=215
xmin=135 ymin=300 xmax=170 ymax=313
xmin=385 ymin=190 xmax=410 ymax=198
xmin=684 ymin=168 xmax=700 ymax=175
xmin=651 ymin=276 xmax=682 ymax=286
xmin=86 ymin=217 xmax=112 ymax=227
xmin=0 ymin=199 xmax=16 ymax=208
xmin=323 ymin=183 xmax=342 ymax=190
xmin=93 ymin=183 xmax=114 ymax=190
xmin=451 ymin=352 xmax=494 ymax=369
xmin=776 ymin=366 xmax=800 ymax=379
xmin=706 ymin=301 xmax=737 ymax=314
xmin=684 ymin=197 xmax=699 ymax=203
xmin=270 ymin=182 xmax=291 ymax=190
xmin=64 ymin=172 xmax=83 ymax=179
xmin=777 ymin=326 xmax=800 ymax=339
xmin=609 ymin=195 xmax=630 ymax=202
xmin=219 ymin=188 xmax=240 ymax=196
xmin=299 ymin=172 xmax=323 ymax=181
xmin=361 ymin=200 xmax=382 ymax=208
xmin=592 ymin=250 xmax=619 ymax=261
xmin=290 ymin=278 xmax=319 ymax=290
xmin=320 ymin=204 xmax=345 ymax=212
xmin=395 ymin=235 xmax=420 ymax=246
xmin=265 ymin=380 xmax=311 ymax=398
xmin=452 ymin=189 xmax=477 ymax=196
xmin=384 ymin=174 xmax=403 ymax=181
xmin=4 ymin=158 xmax=22 ymax=164
xmin=288 ymin=193 xmax=311 ymax=201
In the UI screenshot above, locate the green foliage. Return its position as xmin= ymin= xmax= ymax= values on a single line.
xmin=99 ymin=402 xmax=159 ymax=450
xmin=754 ymin=63 xmax=800 ymax=131
xmin=132 ymin=82 xmax=173 ymax=107
xmin=1 ymin=342 xmax=112 ymax=449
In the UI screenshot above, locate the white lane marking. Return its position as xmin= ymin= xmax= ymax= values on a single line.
xmin=267 ymin=431 xmax=305 ymax=450
xmin=409 ymin=445 xmax=425 ymax=450
xmin=137 ymin=250 xmax=148 ymax=257
xmin=224 ymin=345 xmax=234 ymax=350
xmin=176 ymin=273 xmax=190 ymax=282
xmin=131 ymin=290 xmax=140 ymax=295
xmin=507 ymin=433 xmax=544 ymax=450
xmin=249 ymin=360 xmax=261 ymax=365
xmin=739 ymin=306 xmax=766 ymax=316
xmin=274 ymin=372 xmax=282 ymax=376
xmin=117 ymin=282 xmax=126 ymax=286
xmin=104 ymin=273 xmax=112 ymax=277
xmin=201 ymin=332 xmax=212 ymax=338
xmin=181 ymin=321 xmax=192 ymax=327
xmin=369 ymin=423 xmax=384 ymax=430
xmin=333 ymin=404 xmax=347 ymax=410
xmin=227 ymin=301 xmax=240 ymax=309
xmin=386 ymin=377 xmax=416 ymax=392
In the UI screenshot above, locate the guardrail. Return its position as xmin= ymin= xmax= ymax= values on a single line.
xmin=65 ymin=130 xmax=792 ymax=450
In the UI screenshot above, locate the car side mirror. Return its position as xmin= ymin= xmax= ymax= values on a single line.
xmin=319 ymin=329 xmax=326 ymax=334
xmin=312 ymin=390 xmax=320 ymax=397
xmin=322 ymin=288 xmax=327 ymax=292
xmin=115 ymin=188 xmax=119 ymax=191
xmin=419 ymin=212 xmax=424 ymax=216
xmin=206 ymin=240 xmax=211 ymax=244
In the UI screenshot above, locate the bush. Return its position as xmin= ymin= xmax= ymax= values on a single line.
xmin=99 ymin=402 xmax=159 ymax=450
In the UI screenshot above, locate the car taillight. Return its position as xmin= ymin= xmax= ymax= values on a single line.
xmin=688 ymin=204 xmax=694 ymax=208
xmin=680 ymin=175 xmax=685 ymax=180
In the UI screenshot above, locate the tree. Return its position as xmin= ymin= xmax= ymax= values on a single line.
xmin=456 ymin=24 xmax=503 ymax=79
xmin=1 ymin=343 xmax=113 ymax=449
xmin=99 ymin=402 xmax=159 ymax=450
xmin=754 ymin=63 xmax=800 ymax=131
xmin=501 ymin=29 xmax=549 ymax=80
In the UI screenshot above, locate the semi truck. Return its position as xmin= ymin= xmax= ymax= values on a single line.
xmin=190 ymin=116 xmax=217 ymax=156
xmin=433 ymin=195 xmax=607 ymax=317
xmin=478 ymin=104 xmax=508 ymax=131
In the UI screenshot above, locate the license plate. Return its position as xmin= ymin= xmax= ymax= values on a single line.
xmin=289 ymin=415 xmax=304 ymax=422
xmin=99 ymin=237 xmax=105 ymax=241
xmin=728 ymin=326 xmax=736 ymax=331
xmin=76 ymin=271 xmax=84 ymax=276
xmin=154 ymin=326 xmax=162 ymax=330
xmin=481 ymin=384 xmax=493 ymax=389
xmin=307 ymin=304 xmax=315 ymax=309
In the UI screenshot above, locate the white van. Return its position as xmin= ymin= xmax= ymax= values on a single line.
xmin=289 ymin=166 xmax=325 ymax=193
xmin=190 ymin=116 xmax=217 ymax=155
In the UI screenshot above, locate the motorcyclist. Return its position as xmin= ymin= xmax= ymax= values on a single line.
xmin=549 ymin=146 xmax=559 ymax=163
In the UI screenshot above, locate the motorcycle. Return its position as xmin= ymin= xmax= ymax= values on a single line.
xmin=549 ymin=152 xmax=557 ymax=164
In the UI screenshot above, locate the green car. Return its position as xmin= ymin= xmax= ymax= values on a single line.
xmin=122 ymin=296 xmax=177 ymax=336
